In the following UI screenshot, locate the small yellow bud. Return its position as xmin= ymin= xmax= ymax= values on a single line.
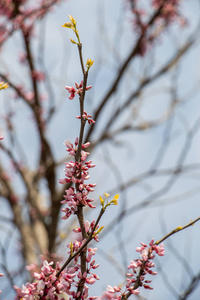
xmin=86 ymin=58 xmax=94 ymax=70
xmin=175 ymin=226 xmax=182 ymax=231
xmin=99 ymin=195 xmax=104 ymax=207
xmin=70 ymin=38 xmax=77 ymax=44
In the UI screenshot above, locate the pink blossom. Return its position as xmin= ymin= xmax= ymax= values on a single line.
xmin=85 ymin=275 xmax=96 ymax=285
xmin=131 ymin=288 xmax=140 ymax=295
xmin=65 ymin=81 xmax=92 ymax=100
xmin=155 ymin=243 xmax=165 ymax=256
xmin=82 ymin=142 xmax=90 ymax=149
xmin=86 ymin=85 xmax=92 ymax=90
xmin=87 ymin=248 xmax=97 ymax=263
xmin=128 ymin=260 xmax=138 ymax=270
xmin=141 ymin=248 xmax=148 ymax=261
xmin=63 ymin=140 xmax=76 ymax=156
xmin=41 ymin=260 xmax=53 ymax=274
xmin=65 ymin=86 xmax=76 ymax=100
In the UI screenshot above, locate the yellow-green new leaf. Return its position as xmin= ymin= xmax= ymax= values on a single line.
xmin=99 ymin=195 xmax=104 ymax=207
xmin=109 ymin=194 xmax=119 ymax=205
xmin=68 ymin=15 xmax=76 ymax=25
xmin=69 ymin=241 xmax=73 ymax=256
xmin=62 ymin=22 xmax=72 ymax=28
xmin=93 ymin=226 xmax=104 ymax=237
xmin=0 ymin=82 xmax=9 ymax=90
xmin=104 ymin=193 xmax=110 ymax=198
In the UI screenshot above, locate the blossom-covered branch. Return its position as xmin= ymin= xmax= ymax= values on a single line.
xmin=1 ymin=2 xmax=200 ymax=299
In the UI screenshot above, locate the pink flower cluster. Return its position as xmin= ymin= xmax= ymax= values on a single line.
xmin=76 ymin=110 xmax=95 ymax=125
xmin=13 ymin=245 xmax=100 ymax=299
xmin=67 ymin=239 xmax=100 ymax=290
xmin=99 ymin=239 xmax=164 ymax=299
xmin=14 ymin=260 xmax=77 ymax=300
xmin=65 ymin=81 xmax=92 ymax=100
xmin=59 ymin=138 xmax=96 ymax=219
xmin=126 ymin=239 xmax=165 ymax=292
xmin=13 ymin=220 xmax=100 ymax=300
xmin=9 ymin=230 xmax=165 ymax=299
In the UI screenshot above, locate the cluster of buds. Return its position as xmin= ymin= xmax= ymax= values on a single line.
xmin=99 ymin=239 xmax=164 ymax=299
xmin=65 ymin=80 xmax=92 ymax=100
xmin=14 ymin=260 xmax=78 ymax=300
xmin=13 ymin=220 xmax=102 ymax=299
xmin=59 ymin=138 xmax=96 ymax=219
xmin=126 ymin=239 xmax=165 ymax=293
xmin=76 ymin=110 xmax=95 ymax=125
xmin=12 ymin=238 xmax=165 ymax=300
xmin=66 ymin=238 xmax=100 ymax=296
